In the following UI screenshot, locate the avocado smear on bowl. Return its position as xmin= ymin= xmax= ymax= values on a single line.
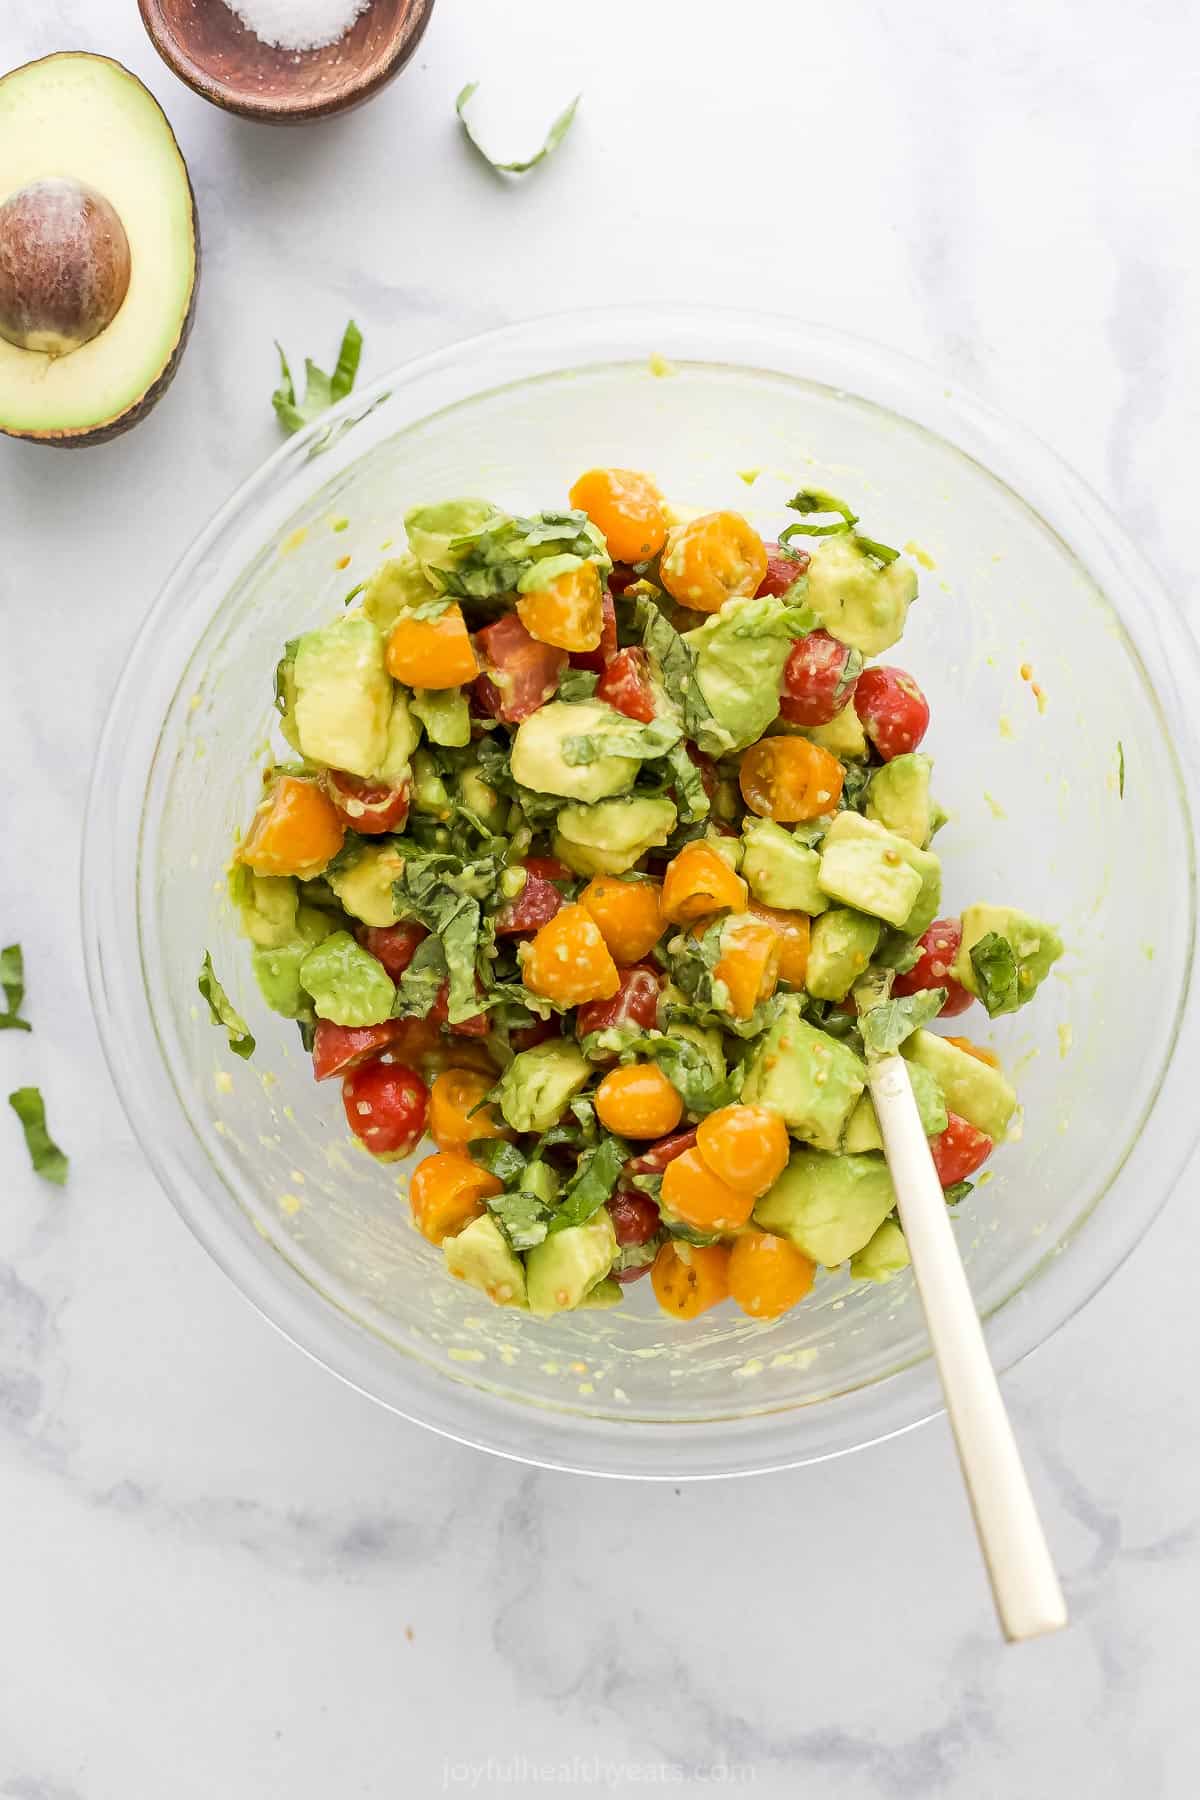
xmin=219 ymin=472 xmax=1063 ymax=1326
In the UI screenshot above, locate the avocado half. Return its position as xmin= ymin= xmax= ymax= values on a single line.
xmin=0 ymin=54 xmax=198 ymax=447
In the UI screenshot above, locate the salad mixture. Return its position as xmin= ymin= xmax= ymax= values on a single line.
xmin=225 ymin=471 xmax=1063 ymax=1322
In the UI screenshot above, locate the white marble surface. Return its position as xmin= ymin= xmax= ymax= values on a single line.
xmin=2 ymin=0 xmax=1199 ymax=1792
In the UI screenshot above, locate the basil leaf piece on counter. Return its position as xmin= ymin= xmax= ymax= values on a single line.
xmin=8 ymin=1087 xmax=68 ymax=1186
xmin=859 ymin=990 xmax=947 ymax=1058
xmin=0 ymin=944 xmax=32 ymax=1032
xmin=455 ymin=83 xmax=581 ymax=176
xmin=272 ymin=319 xmax=363 ymax=435
xmin=198 ymin=952 xmax=256 ymax=1060
xmin=548 ymin=1134 xmax=626 ymax=1234
xmin=969 ymin=932 xmax=1020 ymax=1018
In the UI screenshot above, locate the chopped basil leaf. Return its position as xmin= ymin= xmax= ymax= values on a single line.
xmin=663 ymin=742 xmax=710 ymax=823
xmin=859 ymin=990 xmax=947 ymax=1058
xmin=272 ymin=319 xmax=363 ymax=435
xmin=944 ymin=1180 xmax=974 ymax=1205
xmin=839 ymin=760 xmax=872 ymax=814
xmin=556 ymin=666 xmax=600 ymax=703
xmin=969 ymin=932 xmax=1020 ymax=1018
xmin=390 ymin=935 xmax=447 ymax=1019
xmin=779 ymin=489 xmax=859 ymax=541
xmin=618 ymin=1034 xmax=742 ymax=1115
xmin=548 ymin=1134 xmax=626 ymax=1233
xmin=198 ymin=953 xmax=255 ymax=1060
xmin=455 ymin=83 xmax=581 ymax=177
xmin=0 ymin=944 xmax=32 ymax=1032
xmin=630 ymin=593 xmax=726 ymax=757
xmin=468 ymin=1139 xmax=528 ymax=1184
xmin=490 ymin=1185 xmax=554 ymax=1251
xmin=8 ymin=1087 xmax=68 ymax=1186
xmin=342 ymin=582 xmax=366 ymax=607
xmin=562 ymin=715 xmax=682 ymax=766
xmin=1117 ymin=740 xmax=1126 ymax=799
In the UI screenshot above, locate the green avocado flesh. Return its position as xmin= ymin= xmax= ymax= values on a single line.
xmin=0 ymin=54 xmax=198 ymax=443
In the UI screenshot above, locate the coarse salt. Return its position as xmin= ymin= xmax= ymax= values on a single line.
xmin=223 ymin=0 xmax=372 ymax=52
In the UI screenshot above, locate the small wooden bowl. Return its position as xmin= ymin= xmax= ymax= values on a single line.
xmin=138 ymin=0 xmax=434 ymax=124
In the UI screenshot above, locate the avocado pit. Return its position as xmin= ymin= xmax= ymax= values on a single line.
xmin=0 ymin=177 xmax=131 ymax=357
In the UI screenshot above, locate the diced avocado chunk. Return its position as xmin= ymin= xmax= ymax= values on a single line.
xmin=578 ymin=1276 xmax=624 ymax=1309
xmin=681 ymin=596 xmax=808 ymax=752
xmin=866 ymin=753 xmax=935 ymax=848
xmin=410 ymin=749 xmax=452 ymax=818
xmin=802 ymin=699 xmax=868 ymax=760
xmin=951 ymin=904 xmax=1065 ymax=1016
xmin=326 ymin=842 xmax=405 ymax=927
xmin=554 ymin=794 xmax=677 ymax=876
xmin=818 ymin=835 xmax=922 ymax=928
xmin=806 ymin=908 xmax=881 ymax=1001
xmin=495 ymin=1040 xmax=591 ymax=1134
xmin=251 ymin=906 xmax=334 ymax=1018
xmin=850 ymin=1217 xmax=911 ymax=1283
xmin=230 ymin=867 xmax=298 ymax=949
xmin=443 ymin=1215 xmax=528 ymax=1308
xmin=293 ymin=616 xmax=392 ymax=779
xmin=526 ymin=1212 xmax=618 ymax=1317
xmin=361 ymin=553 xmax=440 ymax=634
xmin=510 ymin=700 xmax=639 ymax=803
xmin=411 ymin=686 xmax=470 ymax=748
xmin=740 ymin=997 xmax=866 ymax=1152
xmin=902 ymin=1030 xmax=1017 ymax=1142
xmin=842 ymin=1059 xmax=947 ymax=1151
xmin=754 ymin=1148 xmax=897 ymax=1266
xmin=405 ymin=498 xmax=503 ymax=580
xmin=741 ymin=817 xmax=829 ymax=914
xmin=274 ymin=640 xmax=302 ymax=752
xmin=378 ymin=687 xmax=422 ymax=785
xmin=805 ymin=534 xmax=918 ymax=655
xmin=298 ymin=929 xmax=395 ymax=1026
xmin=820 ymin=813 xmax=942 ymax=936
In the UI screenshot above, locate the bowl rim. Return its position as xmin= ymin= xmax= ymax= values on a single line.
xmin=82 ymin=303 xmax=1200 ymax=1478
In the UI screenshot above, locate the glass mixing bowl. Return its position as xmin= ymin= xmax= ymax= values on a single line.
xmin=83 ymin=307 xmax=1200 ymax=1478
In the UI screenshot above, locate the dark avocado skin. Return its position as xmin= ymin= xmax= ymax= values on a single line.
xmin=0 ymin=55 xmax=200 ymax=450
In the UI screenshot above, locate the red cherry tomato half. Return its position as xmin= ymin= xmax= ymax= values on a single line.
xmin=312 ymin=1019 xmax=407 ymax=1082
xmin=854 ymin=665 xmax=930 ymax=760
xmin=757 ymin=541 xmax=810 ymax=597
xmin=342 ymin=1059 xmax=429 ymax=1157
xmin=568 ymin=589 xmax=618 ymax=674
xmin=358 ymin=922 xmax=428 ymax=982
xmin=929 ymin=1112 xmax=994 ymax=1186
xmin=596 ymin=646 xmax=656 ymax=723
xmin=323 ymin=770 xmax=410 ymax=835
xmin=779 ymin=630 xmax=862 ymax=727
xmin=575 ymin=962 xmax=661 ymax=1042
xmin=607 ymin=1190 xmax=661 ymax=1246
xmin=624 ymin=1127 xmax=699 ymax=1177
xmin=494 ymin=872 xmax=564 ymax=934
xmin=428 ymin=981 xmax=491 ymax=1037
xmin=608 ymin=564 xmax=638 ymax=597
xmin=892 ymin=918 xmax=973 ymax=1017
xmin=474 ymin=612 xmax=567 ymax=724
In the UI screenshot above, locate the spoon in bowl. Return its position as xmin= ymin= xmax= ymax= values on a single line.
xmin=860 ymin=985 xmax=1068 ymax=1642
